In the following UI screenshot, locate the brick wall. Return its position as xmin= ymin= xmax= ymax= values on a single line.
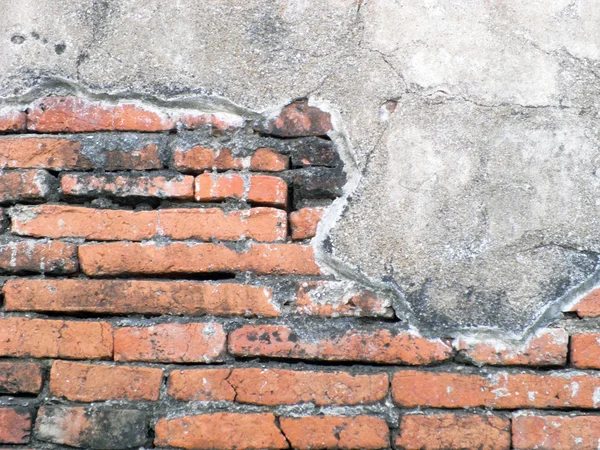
xmin=1 ymin=95 xmax=600 ymax=449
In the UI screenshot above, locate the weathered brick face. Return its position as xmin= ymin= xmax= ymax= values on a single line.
xmin=0 ymin=94 xmax=597 ymax=449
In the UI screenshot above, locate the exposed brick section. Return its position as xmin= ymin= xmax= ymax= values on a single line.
xmin=512 ymin=414 xmax=600 ymax=449
xmin=0 ymin=362 xmax=43 ymax=394
xmin=0 ymin=318 xmax=112 ymax=359
xmin=10 ymin=205 xmax=286 ymax=242
xmin=4 ymin=279 xmax=278 ymax=317
xmin=194 ymin=173 xmax=288 ymax=207
xmin=174 ymin=146 xmax=287 ymax=172
xmin=0 ymin=137 xmax=87 ymax=169
xmin=259 ymin=99 xmax=333 ymax=137
xmin=392 ymin=370 xmax=600 ymax=409
xmin=290 ymin=207 xmax=324 ymax=240
xmin=79 ymin=242 xmax=320 ymax=276
xmin=296 ymin=281 xmax=394 ymax=317
xmin=27 ymin=96 xmax=175 ymax=132
xmin=568 ymin=289 xmax=600 ymax=317
xmin=288 ymin=138 xmax=340 ymax=168
xmin=286 ymin=167 xmax=346 ymax=206
xmin=0 ymin=109 xmax=26 ymax=132
xmin=100 ymin=143 xmax=162 ymax=170
xmin=168 ymin=369 xmax=235 ymax=401
xmin=229 ymin=325 xmax=451 ymax=364
xmin=228 ymin=368 xmax=388 ymax=406
xmin=280 ymin=416 xmax=389 ymax=450
xmin=61 ymin=172 xmax=194 ymax=199
xmin=395 ymin=414 xmax=510 ymax=450
xmin=114 ymin=323 xmax=226 ymax=363
xmin=0 ymin=239 xmax=77 ymax=274
xmin=35 ymin=406 xmax=148 ymax=449
xmin=571 ymin=333 xmax=600 ymax=369
xmin=0 ymin=169 xmax=51 ymax=203
xmin=0 ymin=408 xmax=31 ymax=444
xmin=455 ymin=328 xmax=568 ymax=366
xmin=50 ymin=361 xmax=163 ymax=402
xmin=155 ymin=413 xmax=288 ymax=449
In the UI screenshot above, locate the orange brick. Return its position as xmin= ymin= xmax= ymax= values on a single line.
xmin=0 ymin=408 xmax=31 ymax=444
xmin=10 ymin=205 xmax=286 ymax=242
xmin=280 ymin=416 xmax=389 ymax=450
xmin=228 ymin=368 xmax=388 ymax=406
xmin=50 ymin=361 xmax=163 ymax=402
xmin=0 ymin=169 xmax=51 ymax=203
xmin=167 ymin=369 xmax=235 ymax=401
xmin=0 ymin=137 xmax=88 ymax=169
xmin=0 ymin=362 xmax=43 ymax=394
xmin=178 ymin=111 xmax=245 ymax=131
xmin=568 ymin=289 xmax=600 ymax=317
xmin=155 ymin=413 xmax=288 ymax=449
xmin=35 ymin=406 xmax=148 ymax=448
xmin=79 ymin=242 xmax=320 ymax=276
xmin=61 ymin=172 xmax=194 ymax=199
xmin=0 ymin=239 xmax=77 ymax=274
xmin=454 ymin=328 xmax=568 ymax=366
xmin=250 ymin=148 xmax=288 ymax=171
xmin=290 ymin=207 xmax=324 ymax=240
xmin=396 ymin=414 xmax=510 ymax=450
xmin=3 ymin=279 xmax=278 ymax=317
xmin=0 ymin=110 xmax=26 ymax=132
xmin=571 ymin=333 xmax=600 ymax=369
xmin=194 ymin=173 xmax=287 ymax=207
xmin=228 ymin=325 xmax=451 ymax=364
xmin=296 ymin=281 xmax=393 ymax=317
xmin=0 ymin=317 xmax=112 ymax=359
xmin=27 ymin=96 xmax=175 ymax=132
xmin=260 ymin=100 xmax=333 ymax=137
xmin=392 ymin=370 xmax=600 ymax=409
xmin=114 ymin=323 xmax=225 ymax=363
xmin=512 ymin=414 xmax=600 ymax=449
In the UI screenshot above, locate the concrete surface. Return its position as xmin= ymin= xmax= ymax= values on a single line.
xmin=2 ymin=0 xmax=600 ymax=336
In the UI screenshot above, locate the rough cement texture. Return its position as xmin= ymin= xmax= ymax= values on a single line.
xmin=2 ymin=0 xmax=600 ymax=336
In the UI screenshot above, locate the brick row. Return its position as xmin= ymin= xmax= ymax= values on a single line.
xmin=174 ymin=145 xmax=287 ymax=172
xmin=10 ymin=204 xmax=287 ymax=242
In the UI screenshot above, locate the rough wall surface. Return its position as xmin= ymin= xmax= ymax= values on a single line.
xmin=2 ymin=1 xmax=600 ymax=449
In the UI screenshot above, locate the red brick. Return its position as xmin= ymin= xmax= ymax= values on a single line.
xmin=50 ymin=360 xmax=163 ymax=402
xmin=114 ymin=323 xmax=225 ymax=363
xmin=250 ymin=148 xmax=288 ymax=171
xmin=229 ymin=325 xmax=451 ymax=364
xmin=392 ymin=370 xmax=600 ymax=409
xmin=261 ymin=100 xmax=333 ymax=137
xmin=571 ymin=333 xmax=600 ymax=369
xmin=174 ymin=146 xmax=287 ymax=173
xmin=0 ymin=137 xmax=87 ymax=169
xmin=228 ymin=368 xmax=388 ymax=406
xmin=0 ymin=362 xmax=43 ymax=394
xmin=0 ymin=109 xmax=26 ymax=132
xmin=0 ymin=169 xmax=51 ymax=203
xmin=61 ymin=172 xmax=194 ymax=199
xmin=568 ymin=289 xmax=600 ymax=317
xmin=103 ymin=143 xmax=162 ymax=170
xmin=0 ymin=239 xmax=77 ymax=274
xmin=35 ymin=406 xmax=148 ymax=448
xmin=395 ymin=414 xmax=510 ymax=450
xmin=10 ymin=205 xmax=286 ymax=242
xmin=178 ymin=111 xmax=245 ymax=131
xmin=512 ymin=414 xmax=600 ymax=449
xmin=454 ymin=328 xmax=568 ymax=366
xmin=79 ymin=242 xmax=320 ymax=276
xmin=27 ymin=96 xmax=175 ymax=132
xmin=3 ymin=279 xmax=278 ymax=317
xmin=194 ymin=173 xmax=287 ymax=207
xmin=280 ymin=416 xmax=389 ymax=450
xmin=0 ymin=408 xmax=31 ymax=444
xmin=0 ymin=317 xmax=112 ymax=359
xmin=155 ymin=412 xmax=288 ymax=449
xmin=167 ymin=369 xmax=235 ymax=401
xmin=290 ymin=207 xmax=324 ymax=240
xmin=296 ymin=281 xmax=393 ymax=317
